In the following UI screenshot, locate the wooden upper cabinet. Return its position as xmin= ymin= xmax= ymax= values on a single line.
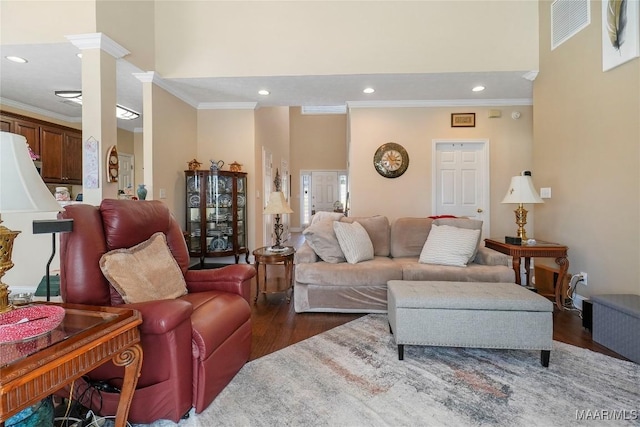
xmin=1 ymin=112 xmax=83 ymax=185
xmin=41 ymin=125 xmax=64 ymax=182
xmin=0 ymin=115 xmax=41 ymax=156
xmin=63 ymin=131 xmax=83 ymax=183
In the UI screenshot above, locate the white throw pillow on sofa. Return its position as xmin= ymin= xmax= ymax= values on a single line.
xmin=333 ymin=221 xmax=374 ymax=264
xmin=419 ymin=224 xmax=481 ymax=267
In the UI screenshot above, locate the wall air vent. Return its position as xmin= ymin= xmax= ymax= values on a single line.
xmin=551 ymin=0 xmax=590 ymax=50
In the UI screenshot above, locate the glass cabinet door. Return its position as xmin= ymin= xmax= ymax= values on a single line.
xmin=185 ymin=170 xmax=249 ymax=265
xmin=185 ymin=173 xmax=202 ymax=254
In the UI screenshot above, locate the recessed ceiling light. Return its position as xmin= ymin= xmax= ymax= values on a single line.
xmin=258 ymin=89 xmax=270 ymax=96
xmin=363 ymin=87 xmax=375 ymax=94
xmin=55 ymin=90 xmax=82 ymax=99
xmin=472 ymin=86 xmax=485 ymax=92
xmin=6 ymin=56 xmax=28 ymax=64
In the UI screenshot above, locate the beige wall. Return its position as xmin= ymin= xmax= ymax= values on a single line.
xmin=147 ymin=83 xmax=198 ymax=227
xmin=534 ymin=1 xmax=640 ymax=297
xmin=0 ymin=1 xmax=96 ymax=43
xmin=254 ymin=107 xmax=290 ymax=247
xmin=116 ymin=127 xmax=134 ymax=154
xmin=197 ymin=108 xmax=257 ymax=251
xmin=154 ymin=1 xmax=538 ymax=78
xmin=348 ymin=105 xmax=534 ymax=239
xmin=96 ymin=0 xmax=155 ymax=71
xmin=289 ymin=107 xmax=348 ymax=229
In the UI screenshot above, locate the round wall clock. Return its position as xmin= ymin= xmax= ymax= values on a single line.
xmin=373 ymin=142 xmax=409 ymax=178
xmin=107 ymin=145 xmax=119 ymax=182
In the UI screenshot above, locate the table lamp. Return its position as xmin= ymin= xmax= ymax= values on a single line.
xmin=501 ymin=174 xmax=543 ymax=240
xmin=0 ymin=132 xmax=64 ymax=312
xmin=263 ymin=191 xmax=293 ymax=251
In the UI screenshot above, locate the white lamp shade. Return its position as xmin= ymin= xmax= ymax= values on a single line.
xmin=0 ymin=132 xmax=61 ymax=213
xmin=263 ymin=192 xmax=293 ymax=215
xmin=501 ymin=175 xmax=544 ymax=204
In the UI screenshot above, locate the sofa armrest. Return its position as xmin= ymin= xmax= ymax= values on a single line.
xmin=474 ymin=246 xmax=512 ymax=267
xmin=124 ymin=299 xmax=193 ymax=335
xmin=185 ymin=264 xmax=256 ymax=302
xmin=294 ymin=241 xmax=318 ymax=264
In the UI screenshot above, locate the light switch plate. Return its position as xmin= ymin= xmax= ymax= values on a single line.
xmin=540 ymin=187 xmax=551 ymax=199
xmin=159 ymin=188 xmax=166 ymax=199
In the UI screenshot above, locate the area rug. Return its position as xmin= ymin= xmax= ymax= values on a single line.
xmin=141 ymin=314 xmax=639 ymax=426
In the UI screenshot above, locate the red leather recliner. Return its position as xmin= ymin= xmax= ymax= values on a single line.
xmin=58 ymin=199 xmax=255 ymax=423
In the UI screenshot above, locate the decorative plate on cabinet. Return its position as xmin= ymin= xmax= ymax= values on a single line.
xmin=189 ymin=194 xmax=200 ymax=207
xmin=237 ymin=194 xmax=246 ymax=208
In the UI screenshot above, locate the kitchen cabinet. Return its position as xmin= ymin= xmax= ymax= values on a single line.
xmin=41 ymin=126 xmax=83 ymax=185
xmin=0 ymin=111 xmax=83 ymax=185
xmin=0 ymin=114 xmax=41 ymax=157
xmin=185 ymin=170 xmax=249 ymax=265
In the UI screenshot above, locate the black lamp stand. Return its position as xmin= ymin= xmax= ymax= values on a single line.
xmin=33 ymin=219 xmax=73 ymax=301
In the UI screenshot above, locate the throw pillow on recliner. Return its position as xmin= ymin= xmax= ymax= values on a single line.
xmin=100 ymin=232 xmax=188 ymax=303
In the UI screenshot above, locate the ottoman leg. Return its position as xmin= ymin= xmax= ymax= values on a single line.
xmin=398 ymin=344 xmax=404 ymax=360
xmin=541 ymin=350 xmax=550 ymax=367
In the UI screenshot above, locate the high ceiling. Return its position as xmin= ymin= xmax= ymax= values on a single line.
xmin=0 ymin=43 xmax=534 ymax=132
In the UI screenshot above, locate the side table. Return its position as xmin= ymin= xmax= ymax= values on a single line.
xmin=484 ymin=238 xmax=569 ymax=311
xmin=0 ymin=303 xmax=142 ymax=427
xmin=253 ymin=246 xmax=295 ymax=302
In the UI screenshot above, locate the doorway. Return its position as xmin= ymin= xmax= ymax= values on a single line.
xmin=118 ymin=152 xmax=134 ymax=193
xmin=432 ymin=140 xmax=490 ymax=237
xmin=299 ymin=170 xmax=348 ymax=226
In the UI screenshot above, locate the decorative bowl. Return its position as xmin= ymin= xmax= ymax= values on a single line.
xmin=0 ymin=305 xmax=65 ymax=343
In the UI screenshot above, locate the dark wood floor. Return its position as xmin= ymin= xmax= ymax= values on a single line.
xmin=248 ymin=233 xmax=624 ymax=362
xmin=249 ymin=286 xmax=624 ymax=361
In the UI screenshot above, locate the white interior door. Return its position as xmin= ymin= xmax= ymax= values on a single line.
xmin=432 ymin=140 xmax=490 ymax=237
xmin=311 ymin=171 xmax=339 ymax=214
xmin=118 ymin=152 xmax=134 ymax=192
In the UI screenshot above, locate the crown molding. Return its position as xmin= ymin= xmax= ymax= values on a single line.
xmin=133 ymin=71 xmax=199 ymax=108
xmin=0 ymin=97 xmax=81 ymax=123
xmin=198 ymin=102 xmax=258 ymax=110
xmin=347 ymin=98 xmax=533 ymax=109
xmin=522 ymin=71 xmax=539 ymax=81
xmin=65 ymin=33 xmax=130 ymax=59
xmin=134 ymin=127 xmax=143 ymax=133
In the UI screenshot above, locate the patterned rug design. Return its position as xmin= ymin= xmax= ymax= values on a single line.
xmin=142 ymin=314 xmax=639 ymax=426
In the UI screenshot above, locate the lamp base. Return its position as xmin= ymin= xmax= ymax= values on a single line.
xmin=0 ymin=223 xmax=20 ymax=313
xmin=513 ymin=204 xmax=529 ymax=241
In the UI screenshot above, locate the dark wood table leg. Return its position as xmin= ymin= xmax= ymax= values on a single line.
xmin=524 ymin=257 xmax=531 ymax=286
xmin=113 ymin=343 xmax=143 ymax=427
xmin=554 ymin=256 xmax=570 ymax=310
xmin=254 ymin=261 xmax=260 ymax=302
xmin=512 ymin=255 xmax=521 ymax=285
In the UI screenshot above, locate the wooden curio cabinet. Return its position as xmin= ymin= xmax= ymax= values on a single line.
xmin=185 ymin=170 xmax=249 ymax=265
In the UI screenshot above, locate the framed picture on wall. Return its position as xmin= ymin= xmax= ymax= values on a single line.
xmin=451 ymin=113 xmax=475 ymax=128
xmin=602 ymin=0 xmax=640 ymax=71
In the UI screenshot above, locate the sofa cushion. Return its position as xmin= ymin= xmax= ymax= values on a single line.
xmin=302 ymin=220 xmax=345 ymax=263
xmin=340 ymin=215 xmax=390 ymax=256
xmin=100 ymin=232 xmax=188 ymax=303
xmin=311 ymin=211 xmax=345 ymax=225
xmin=419 ymin=224 xmax=481 ymax=267
xmin=296 ymin=256 xmax=402 ymax=286
xmin=433 ymin=217 xmax=483 ymax=261
xmin=333 ymin=221 xmax=374 ymax=264
xmin=394 ymin=257 xmax=516 ymax=283
xmin=390 ymin=217 xmax=434 ymax=258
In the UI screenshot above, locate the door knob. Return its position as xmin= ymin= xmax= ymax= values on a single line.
xmin=477 ymin=208 xmax=483 ymax=213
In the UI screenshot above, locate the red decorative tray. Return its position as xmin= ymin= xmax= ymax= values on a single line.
xmin=0 ymin=305 xmax=65 ymax=343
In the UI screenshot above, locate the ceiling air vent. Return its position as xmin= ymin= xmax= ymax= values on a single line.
xmin=551 ymin=0 xmax=590 ymax=50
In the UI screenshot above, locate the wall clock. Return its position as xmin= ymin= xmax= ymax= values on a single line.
xmin=373 ymin=142 xmax=409 ymax=178
xmin=107 ymin=145 xmax=119 ymax=182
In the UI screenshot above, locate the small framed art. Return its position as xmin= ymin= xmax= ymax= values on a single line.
xmin=451 ymin=113 xmax=475 ymax=127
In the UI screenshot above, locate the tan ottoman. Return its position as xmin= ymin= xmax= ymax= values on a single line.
xmin=387 ymin=280 xmax=554 ymax=366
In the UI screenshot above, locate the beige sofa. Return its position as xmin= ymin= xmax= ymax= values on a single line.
xmin=294 ymin=216 xmax=515 ymax=313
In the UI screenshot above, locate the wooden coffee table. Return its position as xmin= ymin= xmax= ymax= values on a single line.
xmin=0 ymin=303 xmax=142 ymax=427
xmin=484 ymin=238 xmax=569 ymax=311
